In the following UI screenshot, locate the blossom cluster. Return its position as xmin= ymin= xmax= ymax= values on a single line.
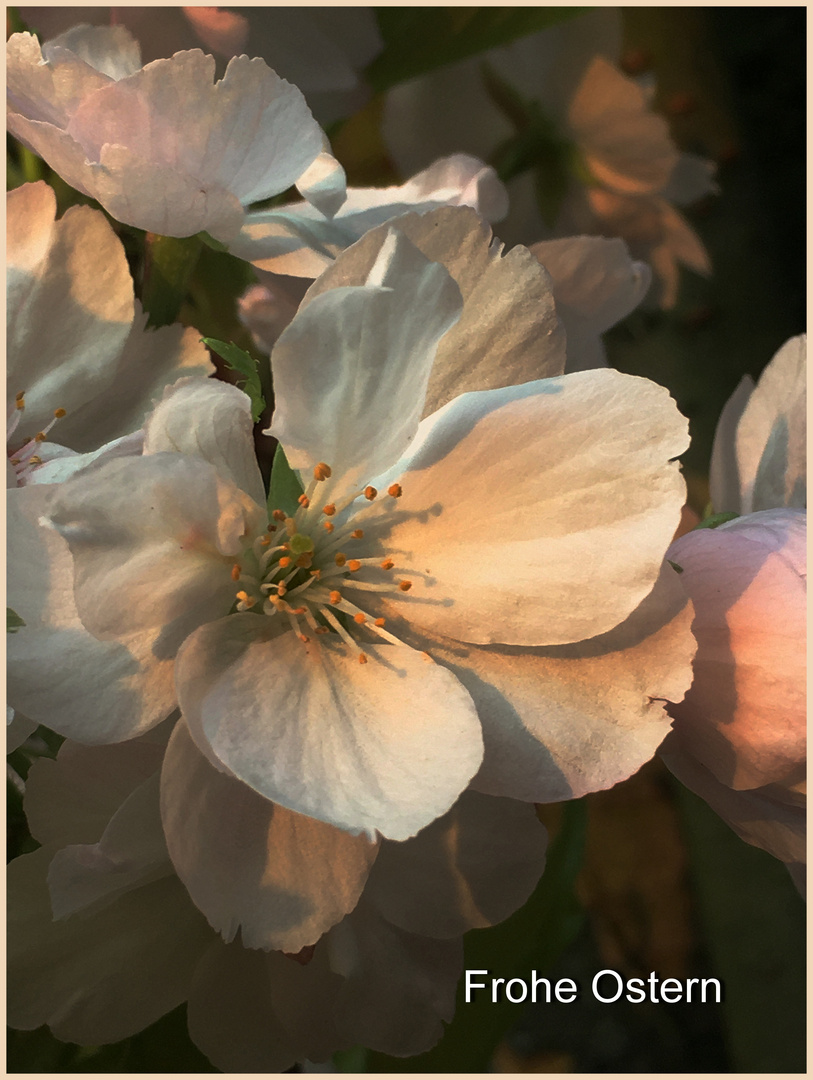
xmin=6 ymin=9 xmax=805 ymax=1071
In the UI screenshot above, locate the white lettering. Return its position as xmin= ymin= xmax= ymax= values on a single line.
xmin=491 ymin=977 xmax=505 ymax=1003
xmin=625 ymin=977 xmax=645 ymax=1003
xmin=701 ymin=978 xmax=722 ymax=1003
xmin=505 ymin=978 xmax=527 ymax=1004
xmin=592 ymin=969 xmax=623 ymax=1003
xmin=530 ymin=972 xmax=552 ymax=1003
xmin=555 ymin=978 xmax=579 ymax=1004
xmin=464 ymin=969 xmax=488 ymax=1003
xmin=660 ymin=978 xmax=683 ymax=1003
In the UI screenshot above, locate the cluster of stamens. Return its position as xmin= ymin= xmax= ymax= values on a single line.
xmin=232 ymin=461 xmax=422 ymax=665
xmin=7 ymin=392 xmax=66 ymax=484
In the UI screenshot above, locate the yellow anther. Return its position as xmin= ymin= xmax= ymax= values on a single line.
xmin=353 ymin=613 xmax=366 ymax=625
xmin=323 ymin=521 xmax=335 ymax=533
xmin=298 ymin=494 xmax=310 ymax=508
xmin=335 ymin=553 xmax=346 ymax=567
xmin=322 ymin=503 xmax=336 ymax=516
xmin=236 ymin=591 xmax=256 ymax=608
xmin=268 ymin=524 xmax=278 ymax=533
xmin=298 ymin=633 xmax=310 ymax=643
xmin=231 ymin=564 xmax=241 ymax=581
xmin=260 ymin=535 xmax=272 ymax=546
xmin=53 ymin=408 xmax=67 ymax=419
xmin=358 ymin=653 xmax=368 ymax=665
xmin=329 ymin=590 xmax=342 ymax=604
xmin=364 ymin=486 xmax=378 ymax=501
xmin=296 ymin=553 xmax=312 ymax=568
xmin=277 ymin=584 xmax=287 ymax=597
xmin=316 ymin=626 xmax=330 ymax=635
xmin=34 ymin=431 xmax=47 ymax=442
xmin=388 ymin=483 xmax=402 ymax=498
xmin=347 ymin=560 xmax=362 ymax=572
xmin=278 ymin=556 xmax=292 ymax=568
xmin=272 ymin=509 xmax=287 ymax=522
xmin=291 ymin=606 xmax=307 ymax=616
xmin=313 ymin=462 xmax=333 ymax=481
xmin=309 ymin=569 xmax=322 ymax=579
xmin=374 ymin=617 xmax=386 ymax=627
xmin=15 ymin=392 xmax=25 ymax=408
xmin=380 ymin=558 xmax=394 ymax=570
xmin=351 ymin=529 xmax=364 ymax=539
xmin=398 ymin=580 xmax=412 ymax=592
xmin=28 ymin=455 xmax=42 ymax=466
xmin=9 ymin=458 xmax=20 ymax=466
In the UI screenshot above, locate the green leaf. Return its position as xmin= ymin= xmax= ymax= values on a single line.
xmin=142 ymin=233 xmax=203 ymax=328
xmin=267 ymin=443 xmax=304 ymax=518
xmin=693 ymin=510 xmax=740 ymax=530
xmin=7 ymin=607 xmax=25 ymax=633
xmin=368 ymin=800 xmax=588 ymax=1072
xmin=202 ymin=337 xmax=266 ymax=423
xmin=368 ymin=7 xmax=585 ymax=92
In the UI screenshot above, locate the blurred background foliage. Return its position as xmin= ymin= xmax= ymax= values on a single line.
xmin=7 ymin=5 xmax=805 ymax=1073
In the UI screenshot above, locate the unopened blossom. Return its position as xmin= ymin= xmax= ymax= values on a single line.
xmin=7 ymin=180 xmax=211 ymax=487
xmin=662 ymin=336 xmax=807 ymax=891
xmin=7 ymin=24 xmax=346 ymax=241
xmin=383 ymin=11 xmax=714 ymax=306
xmin=8 ymin=725 xmax=548 ymax=1068
xmin=34 ymin=213 xmax=694 ymax=843
xmin=19 ymin=7 xmax=383 ymax=124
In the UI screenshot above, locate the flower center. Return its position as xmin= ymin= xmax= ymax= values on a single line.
xmin=232 ymin=461 xmax=418 ymax=664
xmin=7 ymin=392 xmax=67 ymax=485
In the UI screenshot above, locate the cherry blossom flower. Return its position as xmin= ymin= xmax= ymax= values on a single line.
xmin=7 ymin=180 xmax=211 ymax=487
xmin=7 ymin=25 xmax=346 ymax=241
xmin=662 ymin=336 xmax=807 ymax=892
xmin=30 ymin=214 xmax=693 ymax=843
xmin=382 ymin=12 xmax=714 ymax=306
xmin=8 ymin=725 xmax=548 ymax=1068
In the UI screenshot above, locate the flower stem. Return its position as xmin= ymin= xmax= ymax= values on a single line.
xmin=142 ymin=233 xmax=204 ymax=328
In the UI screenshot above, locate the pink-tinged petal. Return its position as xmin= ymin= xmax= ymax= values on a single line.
xmin=143 ymin=377 xmax=265 ymax=508
xmin=569 ymin=58 xmax=679 ymax=195
xmin=667 ymin=509 xmax=806 ymax=790
xmin=709 ymin=375 xmax=755 ymax=515
xmin=407 ymin=561 xmax=693 ymax=803
xmin=48 ymin=772 xmax=171 ymax=920
xmin=267 ymin=229 xmax=462 ymax=487
xmin=376 ymin=369 xmax=688 ymax=646
xmin=161 ymin=719 xmax=378 ymax=952
xmin=187 ymin=939 xmax=346 ymax=1072
xmin=365 ymin=791 xmax=547 ymax=938
xmin=7 ymin=485 xmax=177 ymax=742
xmin=735 ymin=335 xmax=806 ymax=514
xmin=7 ymin=184 xmax=134 ymax=441
xmin=23 ymin=732 xmax=170 ymax=848
xmin=531 ymin=235 xmax=650 ymax=371
xmin=26 ymin=432 xmax=143 ymax=487
xmin=7 ymin=31 xmax=111 ymax=127
xmin=331 ymin=900 xmax=462 ymax=1056
xmin=8 ymin=847 xmax=213 ymax=1045
xmin=175 ymin=614 xmax=483 ymax=841
xmin=47 ymin=452 xmax=261 ymax=641
xmin=661 ymin=734 xmax=806 ymax=886
xmin=296 ymin=207 xmax=565 ymax=416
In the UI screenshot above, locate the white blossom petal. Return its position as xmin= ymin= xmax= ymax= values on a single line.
xmin=175 ymin=614 xmax=484 ymax=841
xmin=709 ymin=375 xmax=754 ymax=515
xmin=46 ymin=453 xmax=261 ymax=643
xmin=7 ymin=485 xmax=177 ymax=742
xmin=735 ymin=335 xmax=806 ymax=513
xmin=267 ymin=229 xmax=462 ymax=487
xmin=365 ymin=791 xmax=547 ymax=938
xmin=143 ymin=377 xmax=265 ymax=508
xmin=161 ymin=719 xmax=379 ymax=952
xmin=375 ymin=369 xmax=689 ymax=645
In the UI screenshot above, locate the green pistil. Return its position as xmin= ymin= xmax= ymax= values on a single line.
xmin=289 ymin=533 xmax=315 ymax=556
